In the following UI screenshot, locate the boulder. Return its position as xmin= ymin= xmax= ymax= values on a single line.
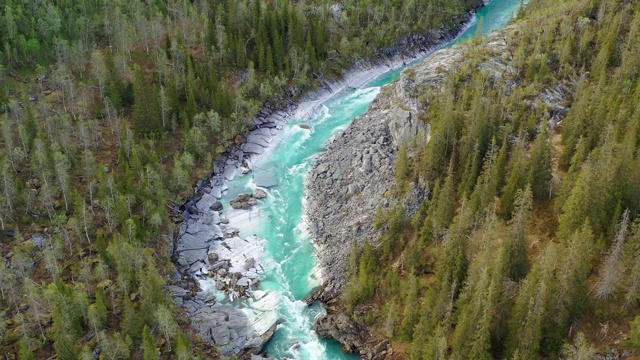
xmin=329 ymin=3 xmax=345 ymax=22
xmin=238 ymin=194 xmax=251 ymax=202
xmin=178 ymin=249 xmax=208 ymax=266
xmin=177 ymin=233 xmax=210 ymax=252
xmin=386 ymin=108 xmax=429 ymax=148
xmin=211 ymin=201 xmax=224 ymax=211
xmin=253 ymin=188 xmax=268 ymax=199
xmin=30 ymin=235 xmax=46 ymax=250
xmin=316 ymin=163 xmax=329 ymax=174
xmin=230 ymin=194 xmax=255 ymax=209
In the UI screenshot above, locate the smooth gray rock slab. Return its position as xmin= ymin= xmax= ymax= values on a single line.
xmin=224 ymin=164 xmax=238 ymax=181
xmin=177 ymin=233 xmax=210 ymax=251
xmin=179 ymin=249 xmax=208 ymax=265
xmin=168 ymin=285 xmax=189 ymax=298
xmin=243 ymin=143 xmax=266 ymax=155
xmin=246 ymin=134 xmax=270 ymax=148
xmin=254 ymin=171 xmax=278 ymax=188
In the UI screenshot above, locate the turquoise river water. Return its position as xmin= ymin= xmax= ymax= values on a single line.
xmin=215 ymin=0 xmax=527 ymax=358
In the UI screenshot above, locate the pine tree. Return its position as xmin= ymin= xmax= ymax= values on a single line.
xmin=451 ymin=247 xmax=496 ymax=360
xmin=122 ymin=294 xmax=143 ymax=343
xmin=155 ymin=305 xmax=178 ymax=352
xmin=628 ymin=316 xmax=640 ymax=351
xmin=543 ymin=222 xmax=593 ymax=354
xmin=429 ymin=163 xmax=456 ymax=242
xmin=470 ymin=139 xmax=502 ymax=217
xmin=18 ymin=339 xmax=35 ymax=360
xmin=266 ymin=45 xmax=275 ymax=75
xmin=51 ymin=305 xmax=79 ymax=360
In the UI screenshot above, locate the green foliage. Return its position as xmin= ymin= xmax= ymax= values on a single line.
xmin=5 ymin=0 xmax=640 ymax=357
xmin=18 ymin=340 xmax=34 ymax=360
xmin=628 ymin=316 xmax=640 ymax=351
xmin=399 ymin=275 xmax=420 ymax=340
xmin=527 ymin=129 xmax=552 ymax=200
xmin=396 ymin=143 xmax=410 ymax=193
xmin=122 ymin=295 xmax=143 ymax=344
xmin=132 ymin=66 xmax=162 ymax=138
xmin=561 ymin=333 xmax=596 ymax=360
xmin=504 ymin=186 xmax=532 ymax=280
xmin=500 ymin=145 xmax=528 ymax=219
xmin=143 ymin=325 xmax=160 ymax=360
xmin=345 ymin=240 xmax=378 ymax=312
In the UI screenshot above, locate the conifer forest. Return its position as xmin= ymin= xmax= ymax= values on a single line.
xmin=1 ymin=0 xmax=640 ymax=359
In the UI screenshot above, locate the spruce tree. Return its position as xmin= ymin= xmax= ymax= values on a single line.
xmin=143 ymin=325 xmax=160 ymax=360
xmin=528 ymin=128 xmax=552 ymax=200
xmin=132 ymin=66 xmax=162 ymax=137
xmin=504 ymin=186 xmax=532 ymax=280
xmin=396 ymin=143 xmax=410 ymax=193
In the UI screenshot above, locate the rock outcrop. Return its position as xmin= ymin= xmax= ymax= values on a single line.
xmin=308 ymin=26 xmax=575 ymax=358
xmin=306 ymin=40 xmax=468 ymax=297
xmin=315 ymin=313 xmax=363 ymax=353
xmin=315 ymin=313 xmax=393 ymax=360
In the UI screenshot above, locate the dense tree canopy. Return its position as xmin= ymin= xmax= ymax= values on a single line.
xmin=343 ymin=0 xmax=640 ymax=358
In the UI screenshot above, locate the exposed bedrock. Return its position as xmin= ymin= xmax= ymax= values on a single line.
xmin=307 ymin=27 xmax=574 ymax=356
xmin=305 ymin=43 xmax=467 ymax=299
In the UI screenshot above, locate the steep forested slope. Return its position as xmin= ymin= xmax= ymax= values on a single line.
xmin=0 ymin=0 xmax=485 ymax=359
xmin=335 ymin=0 xmax=640 ymax=358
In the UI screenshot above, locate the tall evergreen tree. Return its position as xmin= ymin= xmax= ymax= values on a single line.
xmin=528 ymin=128 xmax=552 ymax=200
xmin=504 ymin=186 xmax=532 ymax=281
xmin=132 ymin=66 xmax=162 ymax=137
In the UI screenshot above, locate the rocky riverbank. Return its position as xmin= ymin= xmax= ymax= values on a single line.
xmin=307 ymin=26 xmax=574 ymax=357
xmin=169 ymin=7 xmax=488 ymax=359
xmin=306 ymin=40 xmax=468 ymax=300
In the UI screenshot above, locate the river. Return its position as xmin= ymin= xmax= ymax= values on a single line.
xmin=200 ymin=0 xmax=526 ymax=358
